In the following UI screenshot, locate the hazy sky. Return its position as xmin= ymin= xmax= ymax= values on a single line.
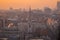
xmin=0 ymin=0 xmax=60 ymax=10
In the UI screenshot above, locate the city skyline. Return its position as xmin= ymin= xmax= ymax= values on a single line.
xmin=0 ymin=0 xmax=60 ymax=10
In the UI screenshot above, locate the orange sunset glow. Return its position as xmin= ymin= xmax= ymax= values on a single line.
xmin=0 ymin=0 xmax=60 ymax=10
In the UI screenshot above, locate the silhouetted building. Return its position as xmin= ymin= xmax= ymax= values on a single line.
xmin=9 ymin=7 xmax=13 ymax=10
xmin=57 ymin=1 xmax=60 ymax=10
xmin=44 ymin=7 xmax=52 ymax=14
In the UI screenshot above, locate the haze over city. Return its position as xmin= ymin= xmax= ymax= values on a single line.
xmin=0 ymin=0 xmax=60 ymax=10
xmin=0 ymin=0 xmax=60 ymax=40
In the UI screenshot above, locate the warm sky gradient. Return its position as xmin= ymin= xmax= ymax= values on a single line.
xmin=0 ymin=0 xmax=60 ymax=10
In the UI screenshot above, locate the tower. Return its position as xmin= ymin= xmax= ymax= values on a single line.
xmin=29 ymin=6 xmax=32 ymax=13
xmin=57 ymin=1 xmax=60 ymax=10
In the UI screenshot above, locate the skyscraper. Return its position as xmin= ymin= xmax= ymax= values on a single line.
xmin=44 ymin=7 xmax=52 ymax=14
xmin=57 ymin=1 xmax=60 ymax=10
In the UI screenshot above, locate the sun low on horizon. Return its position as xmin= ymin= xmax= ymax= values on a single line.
xmin=0 ymin=0 xmax=60 ymax=10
